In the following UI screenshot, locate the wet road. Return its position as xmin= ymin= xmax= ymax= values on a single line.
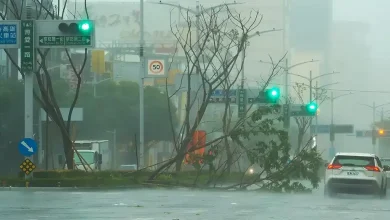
xmin=1 ymin=184 xmax=390 ymax=220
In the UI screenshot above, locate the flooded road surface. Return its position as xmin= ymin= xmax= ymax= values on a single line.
xmin=1 ymin=185 xmax=390 ymax=220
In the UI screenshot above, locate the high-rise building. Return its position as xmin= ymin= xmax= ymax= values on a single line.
xmin=288 ymin=0 xmax=333 ymax=101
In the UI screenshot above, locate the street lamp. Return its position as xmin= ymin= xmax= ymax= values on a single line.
xmin=329 ymin=92 xmax=354 ymax=158
xmin=289 ymin=71 xmax=339 ymax=102
xmin=313 ymin=81 xmax=339 ymax=136
xmin=258 ymin=59 xmax=320 ymax=104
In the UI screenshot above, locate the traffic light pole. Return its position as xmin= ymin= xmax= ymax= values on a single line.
xmin=138 ymin=0 xmax=145 ymax=169
xmin=24 ymin=1 xmax=35 ymax=180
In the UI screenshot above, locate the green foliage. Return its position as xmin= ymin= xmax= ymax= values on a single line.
xmin=233 ymin=105 xmax=323 ymax=192
xmin=0 ymin=79 xmax=177 ymax=146
xmin=75 ymin=81 xmax=177 ymax=143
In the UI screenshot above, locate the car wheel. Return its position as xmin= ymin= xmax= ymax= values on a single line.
xmin=381 ymin=184 xmax=387 ymax=198
xmin=378 ymin=182 xmax=386 ymax=199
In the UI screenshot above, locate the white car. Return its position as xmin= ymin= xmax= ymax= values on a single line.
xmin=324 ymin=152 xmax=388 ymax=198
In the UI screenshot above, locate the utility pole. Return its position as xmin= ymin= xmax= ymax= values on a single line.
xmin=328 ymin=92 xmax=354 ymax=160
xmin=139 ymin=0 xmax=145 ymax=169
xmin=24 ymin=0 xmax=34 ymax=179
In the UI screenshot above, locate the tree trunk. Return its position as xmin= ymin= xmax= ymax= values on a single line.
xmin=62 ymin=136 xmax=74 ymax=170
xmin=175 ymin=150 xmax=186 ymax=172
xmin=144 ymin=147 xmax=149 ymax=168
xmin=225 ymin=138 xmax=233 ymax=174
xmin=296 ymin=128 xmax=304 ymax=155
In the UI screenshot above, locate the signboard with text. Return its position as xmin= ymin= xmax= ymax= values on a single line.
xmin=0 ymin=21 xmax=20 ymax=48
xmin=21 ymin=20 xmax=34 ymax=72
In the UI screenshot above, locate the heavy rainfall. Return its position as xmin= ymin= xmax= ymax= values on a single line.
xmin=0 ymin=0 xmax=390 ymax=219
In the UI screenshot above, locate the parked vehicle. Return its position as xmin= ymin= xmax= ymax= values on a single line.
xmin=72 ymin=140 xmax=111 ymax=171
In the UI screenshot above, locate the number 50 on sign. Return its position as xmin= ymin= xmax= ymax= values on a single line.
xmin=145 ymin=57 xmax=168 ymax=78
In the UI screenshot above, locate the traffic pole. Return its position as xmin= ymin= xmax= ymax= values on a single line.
xmin=24 ymin=1 xmax=35 ymax=180
xmin=138 ymin=0 xmax=145 ymax=169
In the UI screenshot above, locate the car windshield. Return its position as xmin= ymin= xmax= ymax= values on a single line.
xmin=73 ymin=152 xmax=95 ymax=165
xmin=333 ymin=155 xmax=375 ymax=167
xmin=381 ymin=159 xmax=390 ymax=166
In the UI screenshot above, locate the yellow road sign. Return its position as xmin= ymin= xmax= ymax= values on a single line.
xmin=91 ymin=50 xmax=105 ymax=74
xmin=19 ymin=158 xmax=36 ymax=175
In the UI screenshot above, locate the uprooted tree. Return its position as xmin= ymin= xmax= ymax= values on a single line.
xmin=147 ymin=6 xmax=323 ymax=191
xmin=1 ymin=0 xmax=90 ymax=169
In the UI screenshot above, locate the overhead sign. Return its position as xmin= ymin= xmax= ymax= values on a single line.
xmin=0 ymin=20 xmax=20 ymax=48
xmin=355 ymin=130 xmax=372 ymax=138
xmin=19 ymin=158 xmax=36 ymax=176
xmin=290 ymin=104 xmax=309 ymax=117
xmin=18 ymin=138 xmax=38 ymax=157
xmin=34 ymin=20 xmax=96 ymax=48
xmin=211 ymin=89 xmax=237 ymax=97
xmin=311 ymin=124 xmax=354 ymax=134
xmin=144 ymin=56 xmax=168 ymax=78
xmin=21 ymin=20 xmax=34 ymax=72
xmin=237 ymin=88 xmax=247 ymax=118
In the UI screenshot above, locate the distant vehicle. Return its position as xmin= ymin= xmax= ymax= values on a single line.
xmin=380 ymin=158 xmax=390 ymax=181
xmin=324 ymin=152 xmax=388 ymax=198
xmin=72 ymin=140 xmax=111 ymax=171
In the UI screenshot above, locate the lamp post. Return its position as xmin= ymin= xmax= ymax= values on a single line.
xmin=314 ymin=81 xmax=339 ymax=136
xmin=329 ymin=92 xmax=354 ymax=159
xmin=288 ymin=71 xmax=339 ymax=137
xmin=259 ymin=60 xmax=320 ymax=104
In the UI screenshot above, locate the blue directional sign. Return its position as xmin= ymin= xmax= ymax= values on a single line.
xmin=0 ymin=24 xmax=17 ymax=44
xmin=18 ymin=138 xmax=38 ymax=157
xmin=0 ymin=21 xmax=20 ymax=49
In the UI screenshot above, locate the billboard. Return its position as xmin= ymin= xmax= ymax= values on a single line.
xmin=68 ymin=1 xmax=179 ymax=44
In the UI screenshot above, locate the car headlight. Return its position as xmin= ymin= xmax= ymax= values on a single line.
xmin=249 ymin=168 xmax=254 ymax=174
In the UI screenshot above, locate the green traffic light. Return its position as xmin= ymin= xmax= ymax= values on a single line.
xmin=305 ymin=102 xmax=318 ymax=114
xmin=265 ymin=87 xmax=280 ymax=103
xmin=78 ymin=21 xmax=92 ymax=34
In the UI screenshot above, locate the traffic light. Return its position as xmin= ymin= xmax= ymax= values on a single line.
xmin=305 ymin=102 xmax=318 ymax=115
xmin=58 ymin=20 xmax=93 ymax=35
xmin=265 ymin=87 xmax=281 ymax=103
xmin=378 ymin=129 xmax=385 ymax=136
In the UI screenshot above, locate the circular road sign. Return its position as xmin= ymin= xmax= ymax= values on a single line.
xmin=148 ymin=60 xmax=164 ymax=76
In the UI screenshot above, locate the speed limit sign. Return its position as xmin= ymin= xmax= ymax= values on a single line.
xmin=144 ymin=57 xmax=168 ymax=78
xmin=147 ymin=59 xmax=165 ymax=76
